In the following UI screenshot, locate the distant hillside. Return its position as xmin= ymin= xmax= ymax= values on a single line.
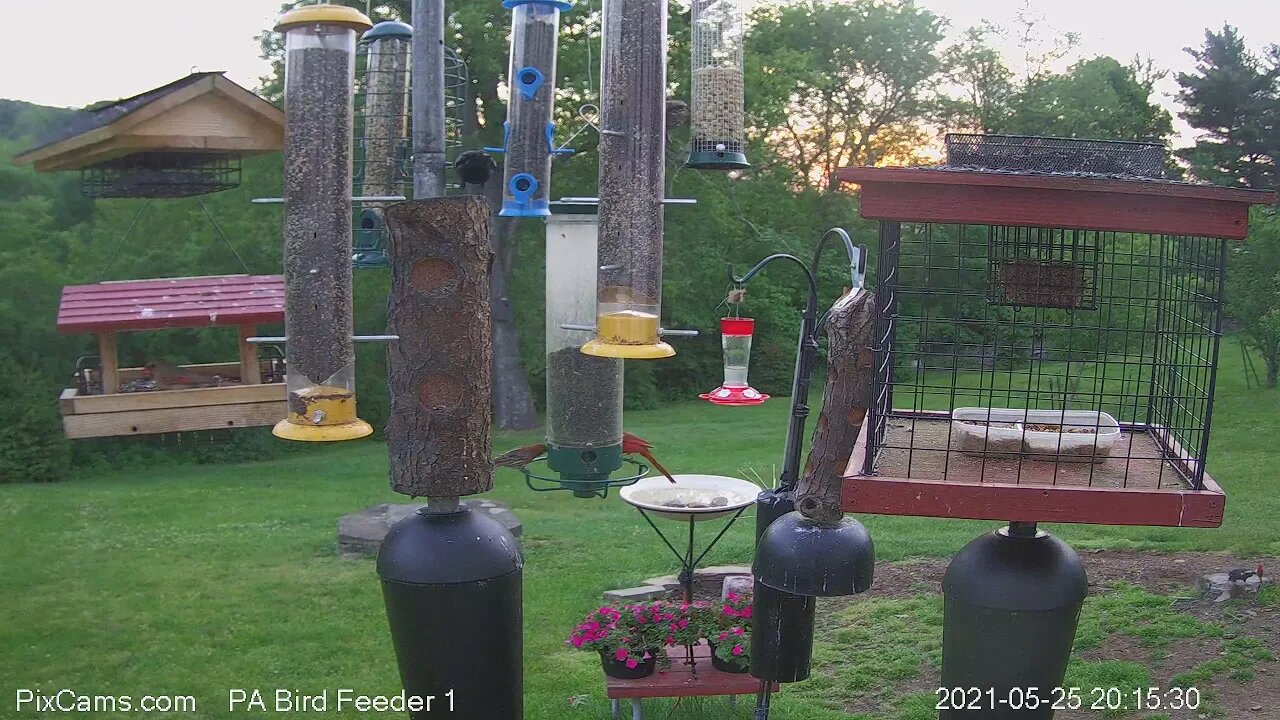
xmin=0 ymin=99 xmax=80 ymax=147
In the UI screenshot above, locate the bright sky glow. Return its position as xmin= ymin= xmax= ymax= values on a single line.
xmin=1 ymin=0 xmax=1276 ymax=147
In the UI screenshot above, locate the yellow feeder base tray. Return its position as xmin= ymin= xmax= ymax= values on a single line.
xmin=273 ymin=418 xmax=373 ymax=442
xmin=580 ymin=338 xmax=676 ymax=359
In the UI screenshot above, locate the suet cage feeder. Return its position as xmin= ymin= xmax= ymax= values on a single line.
xmin=583 ymin=0 xmax=674 ymax=360
xmin=835 ymin=134 xmax=1277 ymax=527
xmin=494 ymin=0 xmax=574 ymax=218
xmin=701 ymin=317 xmax=769 ymax=405
xmin=273 ymin=4 xmax=374 ymax=442
xmin=687 ymin=0 xmax=748 ymax=170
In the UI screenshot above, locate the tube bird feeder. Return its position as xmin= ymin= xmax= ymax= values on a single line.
xmin=687 ymin=0 xmax=748 ymax=170
xmin=581 ymin=0 xmax=672 ymax=359
xmin=544 ymin=203 xmax=628 ymax=494
xmin=701 ymin=317 xmax=769 ymax=405
xmin=273 ymin=4 xmax=374 ymax=442
xmin=495 ymin=0 xmax=573 ymax=217
xmin=354 ymin=20 xmax=413 ymax=269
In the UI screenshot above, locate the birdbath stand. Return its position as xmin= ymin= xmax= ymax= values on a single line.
xmin=620 ymin=474 xmax=758 ymax=670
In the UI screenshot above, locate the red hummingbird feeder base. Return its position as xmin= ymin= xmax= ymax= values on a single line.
xmin=700 ymin=385 xmax=769 ymax=406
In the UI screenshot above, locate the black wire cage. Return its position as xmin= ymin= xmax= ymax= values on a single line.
xmin=81 ymin=151 xmax=241 ymax=199
xmin=838 ymin=140 xmax=1275 ymax=527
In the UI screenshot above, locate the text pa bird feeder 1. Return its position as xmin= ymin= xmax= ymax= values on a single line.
xmin=687 ymin=0 xmax=749 ymax=170
xmin=582 ymin=0 xmax=676 ymax=359
xmin=273 ymin=4 xmax=374 ymax=442
xmin=353 ymin=20 xmax=413 ymax=269
xmin=837 ymin=134 xmax=1277 ymax=528
xmin=493 ymin=0 xmax=574 ymax=217
xmin=700 ymin=317 xmax=769 ymax=405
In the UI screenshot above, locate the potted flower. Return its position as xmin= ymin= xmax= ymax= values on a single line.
xmin=708 ymin=593 xmax=752 ymax=673
xmin=567 ymin=604 xmax=668 ymax=679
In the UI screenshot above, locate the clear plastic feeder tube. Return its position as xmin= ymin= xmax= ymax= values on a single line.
xmin=274 ymin=5 xmax=373 ymax=441
xmin=701 ymin=317 xmax=769 ymax=406
xmin=497 ymin=0 xmax=572 ymax=217
xmin=688 ymin=0 xmax=748 ymax=170
xmin=582 ymin=0 xmax=672 ymax=359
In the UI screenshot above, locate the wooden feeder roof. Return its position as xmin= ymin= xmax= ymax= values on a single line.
xmin=14 ymin=72 xmax=284 ymax=173
xmin=836 ymin=166 xmax=1277 ymax=240
xmin=57 ymin=275 xmax=285 ymax=335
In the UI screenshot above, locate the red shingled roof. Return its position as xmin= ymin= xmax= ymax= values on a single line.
xmin=57 ymin=274 xmax=285 ymax=334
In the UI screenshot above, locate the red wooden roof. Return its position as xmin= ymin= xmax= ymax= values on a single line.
xmin=836 ymin=166 xmax=1278 ymax=240
xmin=57 ymin=274 xmax=285 ymax=334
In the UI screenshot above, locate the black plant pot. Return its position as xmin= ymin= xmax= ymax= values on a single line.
xmin=600 ymin=649 xmax=658 ymax=679
xmin=708 ymin=643 xmax=750 ymax=674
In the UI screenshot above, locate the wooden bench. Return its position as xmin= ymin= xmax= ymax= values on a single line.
xmin=605 ymin=643 xmax=777 ymax=720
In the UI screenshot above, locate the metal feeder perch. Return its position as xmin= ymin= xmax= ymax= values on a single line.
xmin=701 ymin=317 xmax=769 ymax=405
xmin=272 ymin=4 xmax=374 ymax=442
xmin=492 ymin=0 xmax=574 ymax=217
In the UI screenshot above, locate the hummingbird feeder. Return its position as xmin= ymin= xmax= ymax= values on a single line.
xmin=581 ymin=0 xmax=676 ymax=360
xmin=272 ymin=4 xmax=374 ymax=442
xmin=700 ymin=316 xmax=769 ymax=405
xmin=687 ymin=0 xmax=748 ymax=170
xmin=492 ymin=0 xmax=574 ymax=217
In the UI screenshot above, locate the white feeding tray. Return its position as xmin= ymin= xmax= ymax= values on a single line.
xmin=620 ymin=474 xmax=760 ymax=522
xmin=951 ymin=407 xmax=1121 ymax=463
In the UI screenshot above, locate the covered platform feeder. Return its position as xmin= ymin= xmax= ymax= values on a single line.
xmin=273 ymin=4 xmax=374 ymax=442
xmin=836 ymin=134 xmax=1277 ymax=716
xmin=55 ymin=275 xmax=286 ymax=439
xmin=582 ymin=0 xmax=675 ymax=360
xmin=687 ymin=0 xmax=748 ymax=170
xmin=494 ymin=0 xmax=574 ymax=217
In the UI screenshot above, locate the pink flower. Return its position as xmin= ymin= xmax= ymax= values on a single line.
xmin=722 ymin=607 xmax=735 ymax=616
xmin=571 ymin=636 xmax=585 ymax=648
xmin=718 ymin=631 xmax=729 ymax=642
xmin=666 ymin=635 xmax=675 ymax=645
xmin=732 ymin=644 xmax=744 ymax=656
xmin=625 ymin=658 xmax=638 ymax=669
xmin=734 ymin=627 xmax=745 ymax=636
xmin=741 ymin=606 xmax=753 ymax=619
xmin=727 ymin=593 xmax=739 ymax=601
xmin=677 ymin=619 xmax=689 ymax=628
xmin=615 ymin=648 xmax=629 ymax=661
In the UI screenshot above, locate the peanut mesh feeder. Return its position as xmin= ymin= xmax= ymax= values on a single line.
xmin=273 ymin=4 xmax=373 ymax=442
xmin=687 ymin=0 xmax=748 ymax=170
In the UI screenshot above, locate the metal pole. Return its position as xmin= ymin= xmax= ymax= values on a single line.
xmin=412 ymin=0 xmax=447 ymax=199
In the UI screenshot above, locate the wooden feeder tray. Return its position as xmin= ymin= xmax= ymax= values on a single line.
xmin=994 ymin=259 xmax=1086 ymax=309
xmin=56 ymin=275 xmax=287 ymax=439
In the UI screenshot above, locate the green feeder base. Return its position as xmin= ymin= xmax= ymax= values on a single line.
xmin=687 ymin=149 xmax=750 ymax=171
xmin=548 ymin=443 xmax=624 ymax=497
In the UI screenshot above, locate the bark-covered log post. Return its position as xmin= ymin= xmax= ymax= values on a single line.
xmin=795 ymin=289 xmax=877 ymax=522
xmin=384 ymin=196 xmax=493 ymax=498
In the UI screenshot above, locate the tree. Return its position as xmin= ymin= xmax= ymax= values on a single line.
xmin=940 ymin=24 xmax=1016 ymax=133
xmin=1176 ymin=25 xmax=1280 ymax=191
xmin=1229 ymin=210 xmax=1280 ymax=387
xmin=745 ymin=0 xmax=947 ymax=190
xmin=996 ymin=56 xmax=1174 ymax=143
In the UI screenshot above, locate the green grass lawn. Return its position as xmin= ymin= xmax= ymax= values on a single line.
xmin=1 ymin=337 xmax=1276 ymax=718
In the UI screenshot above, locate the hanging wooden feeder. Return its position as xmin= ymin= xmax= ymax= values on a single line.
xmin=55 ymin=275 xmax=287 ymax=439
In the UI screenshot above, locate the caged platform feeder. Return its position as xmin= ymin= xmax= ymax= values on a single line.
xmin=55 ymin=275 xmax=287 ymax=439
xmin=836 ymin=134 xmax=1278 ymax=528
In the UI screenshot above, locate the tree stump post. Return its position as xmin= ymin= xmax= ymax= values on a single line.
xmin=384 ymin=197 xmax=493 ymax=498
xmin=795 ymin=290 xmax=877 ymax=523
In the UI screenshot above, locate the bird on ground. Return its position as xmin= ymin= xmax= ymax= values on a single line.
xmin=454 ymin=149 xmax=498 ymax=187
xmin=1228 ymin=564 xmax=1265 ymax=584
xmin=493 ymin=431 xmax=678 ymax=483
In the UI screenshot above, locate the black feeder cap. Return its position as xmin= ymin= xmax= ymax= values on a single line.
xmin=754 ymin=510 xmax=874 ymax=597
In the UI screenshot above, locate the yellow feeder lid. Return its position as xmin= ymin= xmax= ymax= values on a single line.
xmin=581 ymin=308 xmax=676 ymax=359
xmin=273 ymin=418 xmax=374 ymax=442
xmin=275 ymin=4 xmax=374 ymax=33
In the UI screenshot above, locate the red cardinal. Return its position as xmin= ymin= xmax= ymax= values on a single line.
xmin=492 ymin=431 xmax=677 ymax=483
